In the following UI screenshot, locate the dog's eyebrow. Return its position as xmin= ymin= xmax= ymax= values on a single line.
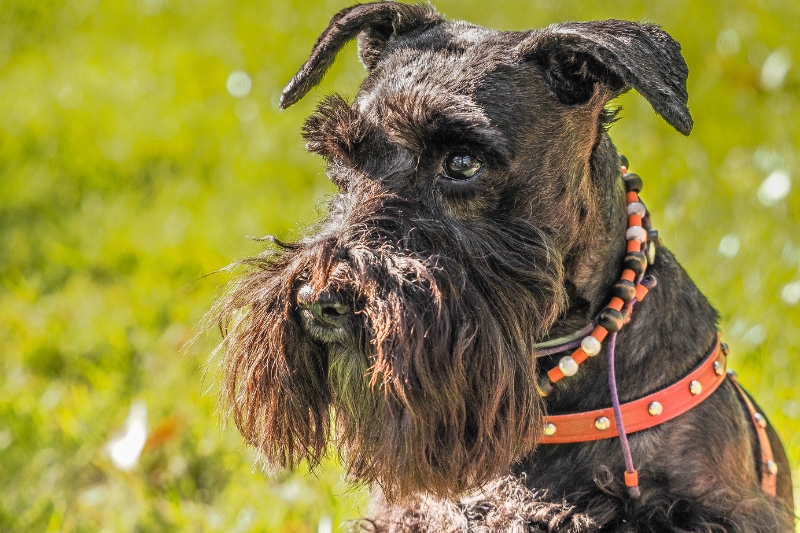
xmin=303 ymin=92 xmax=511 ymax=171
xmin=377 ymin=97 xmax=512 ymax=166
xmin=302 ymin=94 xmax=380 ymax=164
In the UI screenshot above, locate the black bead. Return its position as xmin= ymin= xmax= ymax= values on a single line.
xmin=623 ymin=251 xmax=647 ymax=275
xmin=623 ymin=173 xmax=643 ymax=193
xmin=619 ymin=154 xmax=629 ymax=169
xmin=648 ymin=229 xmax=661 ymax=247
xmin=537 ymin=374 xmax=553 ymax=397
xmin=598 ymin=308 xmax=625 ymax=333
xmin=612 ymin=280 xmax=637 ymax=303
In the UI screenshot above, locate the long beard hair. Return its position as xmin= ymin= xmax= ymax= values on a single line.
xmin=209 ymin=191 xmax=567 ymax=500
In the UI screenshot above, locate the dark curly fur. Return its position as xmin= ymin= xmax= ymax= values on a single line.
xmin=209 ymin=2 xmax=795 ymax=530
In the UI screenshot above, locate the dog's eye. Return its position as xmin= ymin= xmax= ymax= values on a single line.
xmin=443 ymin=153 xmax=483 ymax=180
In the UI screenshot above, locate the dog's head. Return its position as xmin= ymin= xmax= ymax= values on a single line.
xmin=213 ymin=2 xmax=691 ymax=500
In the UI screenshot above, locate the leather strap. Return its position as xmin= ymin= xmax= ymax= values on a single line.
xmin=728 ymin=373 xmax=778 ymax=497
xmin=541 ymin=339 xmax=724 ymax=444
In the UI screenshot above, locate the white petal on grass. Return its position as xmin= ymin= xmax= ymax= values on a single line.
xmin=227 ymin=71 xmax=252 ymax=98
xmin=781 ymin=281 xmax=800 ymax=305
xmin=106 ymin=401 xmax=148 ymax=471
xmin=757 ymin=170 xmax=791 ymax=206
xmin=718 ymin=234 xmax=740 ymax=258
xmin=318 ymin=516 xmax=333 ymax=533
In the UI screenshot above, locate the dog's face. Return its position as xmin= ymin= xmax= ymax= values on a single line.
xmin=213 ymin=2 xmax=692 ymax=500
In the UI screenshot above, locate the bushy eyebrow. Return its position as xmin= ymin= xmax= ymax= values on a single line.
xmin=375 ymin=90 xmax=511 ymax=166
xmin=302 ymin=90 xmax=511 ymax=169
xmin=302 ymin=94 xmax=376 ymax=164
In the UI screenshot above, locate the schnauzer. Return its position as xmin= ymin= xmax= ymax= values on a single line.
xmin=210 ymin=2 xmax=795 ymax=531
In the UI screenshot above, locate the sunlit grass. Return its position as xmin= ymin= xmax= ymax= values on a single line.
xmin=0 ymin=0 xmax=798 ymax=531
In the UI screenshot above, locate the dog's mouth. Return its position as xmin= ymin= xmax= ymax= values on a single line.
xmin=299 ymin=310 xmax=353 ymax=345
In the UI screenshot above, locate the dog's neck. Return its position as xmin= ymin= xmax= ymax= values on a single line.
xmin=539 ymin=150 xmax=719 ymax=415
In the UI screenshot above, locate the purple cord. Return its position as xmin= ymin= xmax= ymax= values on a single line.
xmin=606 ymin=331 xmax=638 ymax=495
xmin=534 ymin=337 xmax=584 ymax=357
xmin=606 ymin=274 xmax=656 ymax=500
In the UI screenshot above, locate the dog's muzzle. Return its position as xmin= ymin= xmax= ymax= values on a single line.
xmin=296 ymin=283 xmax=353 ymax=343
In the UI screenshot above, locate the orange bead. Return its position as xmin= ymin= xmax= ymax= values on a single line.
xmin=628 ymin=215 xmax=642 ymax=227
xmin=609 ymin=297 xmax=624 ymax=311
xmin=636 ymin=283 xmax=649 ymax=301
xmin=627 ymin=240 xmax=641 ymax=253
xmin=621 ymin=269 xmax=636 ymax=282
xmin=626 ymin=192 xmax=639 ymax=204
xmin=547 ymin=366 xmax=565 ymax=383
xmin=572 ymin=348 xmax=588 ymax=364
xmin=591 ymin=326 xmax=608 ymax=342
xmin=624 ymin=470 xmax=639 ymax=487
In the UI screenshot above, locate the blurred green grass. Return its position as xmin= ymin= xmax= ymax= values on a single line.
xmin=0 ymin=0 xmax=798 ymax=531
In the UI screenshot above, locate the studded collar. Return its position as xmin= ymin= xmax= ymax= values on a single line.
xmin=530 ymin=158 xmax=777 ymax=498
xmin=540 ymin=337 xmax=726 ymax=444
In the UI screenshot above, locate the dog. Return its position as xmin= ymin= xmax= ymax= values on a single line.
xmin=210 ymin=2 xmax=795 ymax=531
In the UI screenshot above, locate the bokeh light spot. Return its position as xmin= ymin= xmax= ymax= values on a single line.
xmin=760 ymin=48 xmax=791 ymax=91
xmin=757 ymin=170 xmax=791 ymax=206
xmin=235 ymin=98 xmax=259 ymax=122
xmin=227 ymin=71 xmax=252 ymax=98
xmin=781 ymin=281 xmax=800 ymax=306
xmin=718 ymin=234 xmax=740 ymax=258
xmin=741 ymin=324 xmax=766 ymax=346
xmin=716 ymin=29 xmax=740 ymax=56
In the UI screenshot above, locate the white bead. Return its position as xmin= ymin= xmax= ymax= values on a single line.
xmin=626 ymin=226 xmax=647 ymax=243
xmin=581 ymin=335 xmax=602 ymax=357
xmin=558 ymin=355 xmax=579 ymax=377
xmin=627 ymin=201 xmax=646 ymax=217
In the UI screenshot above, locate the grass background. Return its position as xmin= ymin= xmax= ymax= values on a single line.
xmin=0 ymin=0 xmax=798 ymax=531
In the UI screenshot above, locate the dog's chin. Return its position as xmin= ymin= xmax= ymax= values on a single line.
xmin=328 ymin=343 xmax=379 ymax=419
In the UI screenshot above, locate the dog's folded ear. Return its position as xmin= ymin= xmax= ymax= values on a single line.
xmin=519 ymin=20 xmax=693 ymax=135
xmin=280 ymin=1 xmax=442 ymax=109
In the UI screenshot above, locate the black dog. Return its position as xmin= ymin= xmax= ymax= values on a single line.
xmin=211 ymin=2 xmax=795 ymax=530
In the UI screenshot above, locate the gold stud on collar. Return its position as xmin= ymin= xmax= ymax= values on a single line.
xmin=544 ymin=423 xmax=557 ymax=437
xmin=754 ymin=413 xmax=768 ymax=429
xmin=594 ymin=416 xmax=610 ymax=431
xmin=766 ymin=460 xmax=778 ymax=475
xmin=648 ymin=401 xmax=663 ymax=416
xmin=689 ymin=380 xmax=702 ymax=396
xmin=713 ymin=360 xmax=725 ymax=376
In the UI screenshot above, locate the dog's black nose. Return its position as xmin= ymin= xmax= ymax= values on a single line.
xmin=296 ymin=284 xmax=352 ymax=328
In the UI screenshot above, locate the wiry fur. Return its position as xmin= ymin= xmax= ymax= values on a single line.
xmin=213 ymin=184 xmax=566 ymax=498
xmin=209 ymin=2 xmax=795 ymax=531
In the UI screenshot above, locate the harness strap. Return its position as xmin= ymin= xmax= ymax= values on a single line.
xmin=728 ymin=373 xmax=778 ymax=497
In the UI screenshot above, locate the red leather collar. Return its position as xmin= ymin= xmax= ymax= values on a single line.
xmin=538 ymin=338 xmax=778 ymax=497
xmin=540 ymin=338 xmax=725 ymax=444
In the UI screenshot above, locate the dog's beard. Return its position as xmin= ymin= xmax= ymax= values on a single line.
xmin=210 ymin=206 xmax=567 ymax=500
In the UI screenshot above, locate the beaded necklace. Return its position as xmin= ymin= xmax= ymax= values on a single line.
xmin=530 ymin=156 xmax=777 ymax=500
xmin=532 ymin=155 xmax=658 ymax=498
